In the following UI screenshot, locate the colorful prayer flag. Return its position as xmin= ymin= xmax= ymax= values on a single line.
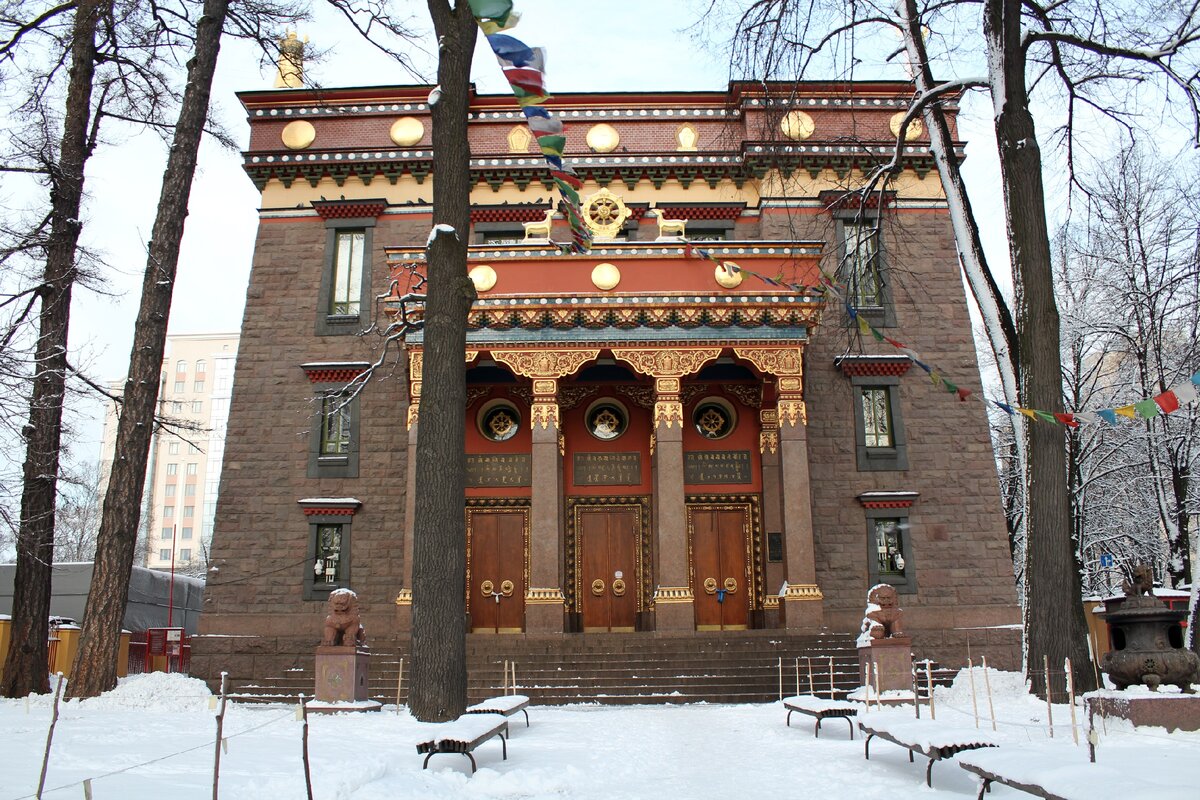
xmin=1114 ymin=405 xmax=1138 ymax=419
xmin=1133 ymin=399 xmax=1160 ymax=419
xmin=1154 ymin=391 xmax=1180 ymax=414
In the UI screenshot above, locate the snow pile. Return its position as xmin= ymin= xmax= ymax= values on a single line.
xmin=76 ymin=672 xmax=212 ymax=712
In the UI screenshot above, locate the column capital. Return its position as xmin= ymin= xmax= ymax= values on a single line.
xmin=734 ymin=346 xmax=807 ymax=426
xmin=405 ymin=348 xmax=479 ymax=429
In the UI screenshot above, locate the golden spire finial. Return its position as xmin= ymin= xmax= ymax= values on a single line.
xmin=274 ymin=30 xmax=307 ymax=89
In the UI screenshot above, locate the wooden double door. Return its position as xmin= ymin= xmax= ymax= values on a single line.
xmin=688 ymin=503 xmax=752 ymax=631
xmin=575 ymin=506 xmax=642 ymax=632
xmin=466 ymin=507 xmax=528 ymax=633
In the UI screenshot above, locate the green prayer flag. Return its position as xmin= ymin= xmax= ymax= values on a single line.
xmin=1034 ymin=410 xmax=1058 ymax=424
xmin=469 ymin=0 xmax=513 ymax=23
xmin=1134 ymin=398 xmax=1160 ymax=418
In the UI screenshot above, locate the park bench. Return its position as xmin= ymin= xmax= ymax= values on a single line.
xmin=465 ymin=694 xmax=531 ymax=728
xmin=958 ymin=747 xmax=1184 ymax=800
xmin=859 ymin=712 xmax=999 ymax=787
xmin=414 ymin=714 xmax=509 ymax=774
xmin=781 ymin=695 xmax=859 ymax=739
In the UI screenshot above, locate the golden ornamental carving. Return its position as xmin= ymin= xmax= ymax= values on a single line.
xmin=281 ymin=120 xmax=316 ymax=150
xmin=653 ymin=586 xmax=695 ymax=605
xmin=469 ymin=265 xmax=497 ymax=292
xmin=733 ymin=347 xmax=804 ymax=378
xmin=390 ymin=117 xmax=425 ymax=146
xmin=525 ymin=587 xmax=566 ymax=605
xmin=726 ymin=384 xmax=761 ymax=409
xmin=759 ymin=429 xmax=779 ymax=455
xmin=714 ymin=262 xmax=743 ymax=288
xmin=611 ymin=348 xmax=722 ymax=379
xmin=491 ymin=349 xmax=599 ymax=379
xmin=531 ymin=401 xmax=559 ymax=430
xmin=582 ymin=187 xmax=631 ymax=241
xmin=890 ymin=112 xmax=923 ymax=141
xmin=591 ymin=262 xmax=622 ymax=291
xmin=780 ymin=110 xmax=815 ymax=141
xmin=649 ymin=432 xmax=656 ymax=456
xmin=782 ymin=583 xmax=824 ymax=601
xmin=406 ymin=403 xmax=419 ymax=430
xmin=409 ymin=351 xmax=424 ymax=382
xmin=394 ymin=588 xmax=413 ymax=606
xmin=703 ymin=577 xmax=718 ymax=595
xmin=611 ymin=578 xmax=627 ymax=597
xmin=654 ymin=400 xmax=684 ymax=429
xmin=507 ymin=125 xmax=532 ymax=153
xmin=778 ymin=399 xmax=807 ymax=427
xmin=532 ymin=379 xmax=557 ymax=395
xmin=500 ymin=579 xmax=515 ymax=597
xmin=763 ymin=595 xmax=780 ymax=609
xmin=558 ymin=431 xmax=565 ymax=456
xmin=676 ymin=123 xmax=698 ymax=151
xmin=586 ymin=123 xmax=620 ymax=153
xmin=760 ymin=408 xmax=779 ymax=425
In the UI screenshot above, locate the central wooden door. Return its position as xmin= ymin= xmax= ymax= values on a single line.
xmin=466 ymin=508 xmax=527 ymax=633
xmin=689 ymin=504 xmax=750 ymax=631
xmin=577 ymin=508 xmax=639 ymax=632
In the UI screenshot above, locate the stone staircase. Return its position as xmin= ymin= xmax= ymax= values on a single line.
xmin=228 ymin=630 xmax=863 ymax=706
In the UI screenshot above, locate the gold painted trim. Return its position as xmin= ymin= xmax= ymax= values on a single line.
xmin=389 ymin=116 xmax=425 ymax=146
xmin=782 ymin=583 xmax=824 ymax=601
xmin=525 ymin=587 xmax=566 ymax=605
xmin=394 ymin=588 xmax=413 ymax=606
xmin=281 ymin=120 xmax=316 ymax=150
xmin=763 ymin=595 xmax=780 ymax=610
xmin=653 ymin=586 xmax=695 ymax=604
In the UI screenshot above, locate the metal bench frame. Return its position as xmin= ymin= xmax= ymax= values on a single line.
xmin=784 ymin=701 xmax=857 ymax=739
xmin=415 ymin=719 xmax=509 ymax=774
xmin=465 ymin=696 xmax=531 ymax=728
xmin=861 ymin=721 xmax=997 ymax=788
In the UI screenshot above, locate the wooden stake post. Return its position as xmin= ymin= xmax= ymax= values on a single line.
xmin=213 ymin=672 xmax=229 ymax=800
xmin=36 ymin=673 xmax=64 ymax=800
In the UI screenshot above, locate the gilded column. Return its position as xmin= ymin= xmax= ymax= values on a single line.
xmin=734 ymin=347 xmax=823 ymax=629
xmin=395 ymin=350 xmax=422 ymax=627
xmin=492 ymin=349 xmax=599 ymax=630
xmin=612 ymin=347 xmax=721 ymax=630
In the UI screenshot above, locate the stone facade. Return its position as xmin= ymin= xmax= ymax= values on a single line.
xmin=193 ymin=81 xmax=1020 ymax=685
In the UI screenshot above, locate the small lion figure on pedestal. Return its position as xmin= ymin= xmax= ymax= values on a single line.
xmin=322 ymin=588 xmax=366 ymax=648
xmin=1122 ymin=563 xmax=1154 ymax=597
xmin=860 ymin=583 xmax=904 ymax=642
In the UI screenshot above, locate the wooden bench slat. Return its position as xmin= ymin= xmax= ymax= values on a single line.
xmin=415 ymin=716 xmax=509 ymax=774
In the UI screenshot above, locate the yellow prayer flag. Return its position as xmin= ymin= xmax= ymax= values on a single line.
xmin=1114 ymin=405 xmax=1138 ymax=419
xmin=1019 ymin=408 xmax=1038 ymax=419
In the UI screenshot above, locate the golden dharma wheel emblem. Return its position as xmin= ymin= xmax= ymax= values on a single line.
xmin=591 ymin=262 xmax=621 ymax=291
xmin=611 ymin=578 xmax=627 ymax=597
xmin=500 ymin=579 xmax=515 ymax=597
xmin=591 ymin=578 xmax=606 ymax=596
xmin=724 ymin=577 xmax=738 ymax=593
xmin=586 ymin=123 xmax=620 ymax=153
xmin=703 ymin=577 xmax=718 ymax=595
xmin=481 ymin=579 xmax=495 ymax=596
xmin=281 ymin=120 xmax=316 ymax=150
xmin=582 ymin=187 xmax=631 ymax=241
xmin=390 ymin=116 xmax=425 ymax=146
xmin=889 ymin=112 xmax=923 ymax=141
xmin=779 ymin=110 xmax=814 ymax=141
xmin=714 ymin=261 xmax=743 ymax=289
xmin=469 ymin=265 xmax=497 ymax=292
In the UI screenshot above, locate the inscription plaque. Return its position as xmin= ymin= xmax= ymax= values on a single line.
xmin=466 ymin=453 xmax=531 ymax=487
xmin=684 ymin=450 xmax=752 ymax=484
xmin=573 ymin=452 xmax=641 ymax=486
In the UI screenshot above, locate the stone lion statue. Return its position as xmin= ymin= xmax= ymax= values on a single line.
xmin=1121 ymin=563 xmax=1154 ymax=597
xmin=322 ymin=588 xmax=366 ymax=648
xmin=861 ymin=583 xmax=904 ymax=640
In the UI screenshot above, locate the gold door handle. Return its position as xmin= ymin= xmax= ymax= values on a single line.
xmin=611 ymin=578 xmax=626 ymax=597
xmin=481 ymin=579 xmax=495 ymax=596
xmin=724 ymin=577 xmax=738 ymax=594
xmin=591 ymin=578 xmax=606 ymax=596
xmin=703 ymin=577 xmax=717 ymax=594
xmin=500 ymin=579 xmax=514 ymax=597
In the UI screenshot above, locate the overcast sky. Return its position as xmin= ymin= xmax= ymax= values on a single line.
xmin=55 ymin=0 xmax=1022 ymax=465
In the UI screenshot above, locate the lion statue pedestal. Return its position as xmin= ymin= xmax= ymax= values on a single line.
xmin=312 ymin=588 xmax=380 ymax=711
xmin=856 ymin=584 xmax=913 ymax=694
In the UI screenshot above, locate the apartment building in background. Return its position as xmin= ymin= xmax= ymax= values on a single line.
xmin=99 ymin=333 xmax=239 ymax=571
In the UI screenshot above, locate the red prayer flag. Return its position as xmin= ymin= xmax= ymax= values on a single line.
xmin=1053 ymin=412 xmax=1079 ymax=428
xmin=1154 ymin=390 xmax=1181 ymax=414
xmin=956 ymin=388 xmax=972 ymax=402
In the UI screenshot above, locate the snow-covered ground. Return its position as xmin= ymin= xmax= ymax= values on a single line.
xmin=1 ymin=670 xmax=1195 ymax=799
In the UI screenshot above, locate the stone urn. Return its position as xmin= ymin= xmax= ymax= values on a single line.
xmin=1100 ymin=595 xmax=1199 ymax=691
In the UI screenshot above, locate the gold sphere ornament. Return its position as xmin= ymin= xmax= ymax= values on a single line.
xmin=281 ymin=120 xmax=316 ymax=150
xmin=591 ymin=262 xmax=621 ymax=291
xmin=714 ymin=261 xmax=743 ymax=288
xmin=889 ymin=112 xmax=923 ymax=140
xmin=779 ymin=110 xmax=815 ymax=141
xmin=586 ymin=123 xmax=620 ymax=153
xmin=468 ymin=265 xmax=497 ymax=292
xmin=389 ymin=117 xmax=425 ymax=146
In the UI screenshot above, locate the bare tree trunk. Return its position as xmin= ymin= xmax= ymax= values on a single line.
xmin=0 ymin=0 xmax=105 ymax=699
xmin=68 ymin=0 xmax=230 ymax=699
xmin=408 ymin=0 xmax=477 ymax=723
xmin=984 ymin=0 xmax=1095 ymax=694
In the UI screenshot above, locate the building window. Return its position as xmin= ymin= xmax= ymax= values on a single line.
xmin=767 ymin=531 xmax=783 ymax=563
xmin=161 ymin=527 xmax=173 ymax=540
xmin=165 ymin=484 xmax=176 ymax=497
xmin=179 ymin=549 xmax=191 ymax=562
xmin=167 ymin=463 xmax=178 ymax=476
xmin=163 ymin=506 xmax=174 ymax=519
xmin=309 ymin=390 xmax=360 ymax=478
xmin=317 ymin=217 xmax=375 ymax=336
xmin=303 ymin=513 xmax=355 ymax=600
xmin=172 ymin=401 xmax=183 ymax=414
xmin=849 ymin=376 xmax=908 ymax=471
xmin=174 ymin=381 xmax=185 ymax=393
xmin=176 ymin=360 xmax=187 ymax=373
xmin=184 ymin=484 xmax=196 ymax=497
xmin=196 ymin=359 xmax=206 ymax=373
xmin=183 ymin=506 xmax=194 ymax=518
xmin=584 ymin=400 xmax=628 ymax=441
xmin=843 ymin=222 xmax=882 ymax=307
xmin=159 ymin=548 xmax=171 ymax=561
xmin=864 ymin=506 xmax=917 ymax=593
xmin=181 ymin=527 xmax=193 ymax=540
xmin=186 ymin=463 xmax=198 ymax=476
xmin=194 ymin=381 xmax=205 ymax=393
xmin=168 ymin=441 xmax=180 ymax=455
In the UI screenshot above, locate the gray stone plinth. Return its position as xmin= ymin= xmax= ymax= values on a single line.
xmin=858 ymin=636 xmax=914 ymax=693
xmin=1087 ymin=692 xmax=1200 ymax=732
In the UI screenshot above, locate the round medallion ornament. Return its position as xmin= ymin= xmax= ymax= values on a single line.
xmin=281 ymin=120 xmax=316 ymax=150
xmin=469 ymin=265 xmax=497 ymax=292
xmin=481 ymin=579 xmax=495 ymax=596
xmin=586 ymin=123 xmax=620 ymax=153
xmin=703 ymin=577 xmax=718 ymax=594
xmin=714 ymin=262 xmax=743 ymax=289
xmin=480 ymin=403 xmax=520 ymax=442
xmin=591 ymin=262 xmax=621 ymax=291
xmin=582 ymin=188 xmax=631 ymax=241
xmin=779 ymin=110 xmax=815 ymax=141
xmin=723 ymin=577 xmax=738 ymax=593
xmin=889 ymin=112 xmax=923 ymax=140
xmin=611 ymin=578 xmax=627 ymax=597
xmin=693 ymin=400 xmax=735 ymax=440
xmin=586 ymin=402 xmax=628 ymax=440
xmin=500 ymin=579 xmax=515 ymax=597
xmin=591 ymin=578 xmax=606 ymax=596
xmin=389 ymin=116 xmax=425 ymax=146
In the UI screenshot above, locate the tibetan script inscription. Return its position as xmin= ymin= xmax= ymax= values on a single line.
xmin=466 ymin=453 xmax=531 ymax=487
xmin=684 ymin=450 xmax=752 ymax=484
xmin=573 ymin=452 xmax=642 ymax=486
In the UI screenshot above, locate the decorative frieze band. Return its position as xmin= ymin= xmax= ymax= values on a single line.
xmin=781 ymin=583 xmax=824 ymax=601
xmin=652 ymin=586 xmax=695 ymax=604
xmin=525 ymin=587 xmax=567 ymax=606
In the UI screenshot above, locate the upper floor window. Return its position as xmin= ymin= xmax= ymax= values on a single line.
xmin=843 ymin=222 xmax=882 ymax=307
xmin=176 ymin=360 xmax=187 ymax=373
xmin=330 ymin=230 xmax=365 ymax=317
xmin=860 ymin=387 xmax=894 ymax=448
xmin=195 ymin=359 xmax=207 ymax=374
xmin=320 ymin=395 xmax=353 ymax=455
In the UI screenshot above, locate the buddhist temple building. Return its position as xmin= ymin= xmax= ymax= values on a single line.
xmin=194 ymin=80 xmax=1020 ymax=687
